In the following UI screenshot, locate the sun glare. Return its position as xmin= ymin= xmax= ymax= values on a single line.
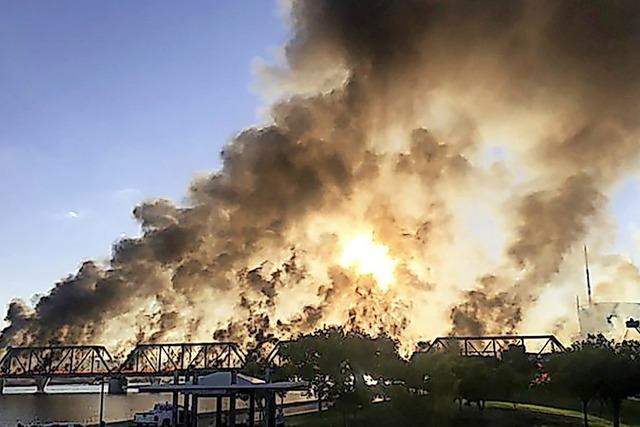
xmin=339 ymin=233 xmax=397 ymax=291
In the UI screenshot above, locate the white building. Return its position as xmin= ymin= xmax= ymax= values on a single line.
xmin=577 ymin=302 xmax=640 ymax=340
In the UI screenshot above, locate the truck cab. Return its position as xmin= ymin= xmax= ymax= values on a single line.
xmin=134 ymin=403 xmax=187 ymax=427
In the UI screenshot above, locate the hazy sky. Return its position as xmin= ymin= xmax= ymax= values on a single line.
xmin=1 ymin=0 xmax=640 ymax=318
xmin=0 ymin=1 xmax=285 ymax=309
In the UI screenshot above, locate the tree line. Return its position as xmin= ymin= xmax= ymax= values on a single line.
xmin=265 ymin=328 xmax=640 ymax=427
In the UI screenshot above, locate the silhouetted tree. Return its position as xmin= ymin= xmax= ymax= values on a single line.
xmin=495 ymin=345 xmax=536 ymax=403
xmin=277 ymin=327 xmax=404 ymax=424
xmin=548 ymin=334 xmax=640 ymax=427
xmin=393 ymin=351 xmax=459 ymax=423
xmin=407 ymin=351 xmax=459 ymax=396
xmin=547 ymin=343 xmax=601 ymax=427
xmin=600 ymin=338 xmax=640 ymax=427
xmin=267 ymin=330 xmax=640 ymax=427
xmin=452 ymin=357 xmax=495 ymax=411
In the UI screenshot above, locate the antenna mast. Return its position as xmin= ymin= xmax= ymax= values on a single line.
xmin=584 ymin=245 xmax=592 ymax=306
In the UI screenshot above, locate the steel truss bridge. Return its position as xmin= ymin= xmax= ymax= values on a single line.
xmin=424 ymin=335 xmax=566 ymax=358
xmin=0 ymin=345 xmax=113 ymax=378
xmin=0 ymin=335 xmax=566 ymax=383
xmin=119 ymin=342 xmax=246 ymax=376
xmin=0 ymin=342 xmax=247 ymax=380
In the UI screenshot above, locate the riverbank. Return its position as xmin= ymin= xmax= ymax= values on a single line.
xmin=94 ymin=400 xmax=320 ymax=427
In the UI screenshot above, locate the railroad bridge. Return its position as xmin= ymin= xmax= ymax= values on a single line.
xmin=422 ymin=334 xmax=566 ymax=358
xmin=0 ymin=342 xmax=247 ymax=394
xmin=0 ymin=334 xmax=566 ymax=393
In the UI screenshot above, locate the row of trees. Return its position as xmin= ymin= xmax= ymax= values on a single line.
xmin=547 ymin=335 xmax=640 ymax=427
xmin=270 ymin=328 xmax=640 ymax=427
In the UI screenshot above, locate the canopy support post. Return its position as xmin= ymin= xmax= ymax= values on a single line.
xmin=183 ymin=373 xmax=191 ymax=426
xmin=248 ymin=392 xmax=255 ymax=427
xmin=266 ymin=391 xmax=276 ymax=427
xmin=191 ymin=373 xmax=199 ymax=427
xmin=229 ymin=392 xmax=236 ymax=427
xmin=216 ymin=395 xmax=222 ymax=427
xmin=172 ymin=372 xmax=179 ymax=426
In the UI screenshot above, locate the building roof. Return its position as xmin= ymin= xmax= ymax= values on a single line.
xmin=139 ymin=371 xmax=308 ymax=396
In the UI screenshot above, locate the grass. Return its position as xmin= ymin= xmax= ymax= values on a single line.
xmin=518 ymin=388 xmax=640 ymax=426
xmin=487 ymin=401 xmax=627 ymax=427
xmin=285 ymin=400 xmax=631 ymax=426
xmin=286 ymin=409 xmax=348 ymax=427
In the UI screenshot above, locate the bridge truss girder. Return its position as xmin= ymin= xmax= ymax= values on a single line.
xmin=425 ymin=335 xmax=566 ymax=358
xmin=118 ymin=342 xmax=246 ymax=376
xmin=0 ymin=345 xmax=113 ymax=378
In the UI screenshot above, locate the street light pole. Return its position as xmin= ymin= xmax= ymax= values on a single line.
xmin=99 ymin=377 xmax=106 ymax=426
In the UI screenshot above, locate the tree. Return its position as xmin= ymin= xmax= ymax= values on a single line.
xmin=548 ymin=334 xmax=640 ymax=427
xmin=407 ymin=351 xmax=459 ymax=397
xmin=393 ymin=351 xmax=459 ymax=423
xmin=277 ymin=327 xmax=405 ymax=424
xmin=546 ymin=344 xmax=601 ymax=427
xmin=452 ymin=357 xmax=495 ymax=411
xmin=495 ymin=345 xmax=536 ymax=404
xmin=600 ymin=339 xmax=640 ymax=427
xmin=276 ymin=331 xmax=344 ymax=409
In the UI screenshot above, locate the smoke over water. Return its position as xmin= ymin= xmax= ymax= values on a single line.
xmin=3 ymin=0 xmax=640 ymax=353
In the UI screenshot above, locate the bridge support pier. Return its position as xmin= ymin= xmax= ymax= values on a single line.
xmin=0 ymin=378 xmax=4 ymax=395
xmin=108 ymin=376 xmax=127 ymax=394
xmin=34 ymin=376 xmax=50 ymax=393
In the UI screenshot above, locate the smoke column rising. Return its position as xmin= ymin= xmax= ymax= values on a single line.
xmin=3 ymin=0 xmax=640 ymax=353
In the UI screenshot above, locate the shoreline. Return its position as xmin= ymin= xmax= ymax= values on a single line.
xmin=90 ymin=399 xmax=321 ymax=426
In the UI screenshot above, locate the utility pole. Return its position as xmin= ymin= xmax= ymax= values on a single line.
xmin=584 ymin=245 xmax=592 ymax=306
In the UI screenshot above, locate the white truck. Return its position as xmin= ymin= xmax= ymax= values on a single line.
xmin=134 ymin=403 xmax=187 ymax=427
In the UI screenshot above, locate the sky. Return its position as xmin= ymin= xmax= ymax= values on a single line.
xmin=1 ymin=0 xmax=640 ymax=320
xmin=0 ymin=1 xmax=286 ymax=310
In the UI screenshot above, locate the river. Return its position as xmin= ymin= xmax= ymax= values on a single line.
xmin=0 ymin=385 xmax=310 ymax=426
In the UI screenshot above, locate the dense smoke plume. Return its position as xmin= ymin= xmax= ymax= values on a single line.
xmin=3 ymin=0 xmax=640 ymax=353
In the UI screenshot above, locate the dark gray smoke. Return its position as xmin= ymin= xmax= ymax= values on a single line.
xmin=3 ymin=0 xmax=640 ymax=351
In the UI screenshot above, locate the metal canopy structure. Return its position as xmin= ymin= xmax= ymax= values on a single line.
xmin=140 ymin=371 xmax=307 ymax=394
xmin=0 ymin=345 xmax=113 ymax=378
xmin=140 ymin=371 xmax=307 ymax=427
xmin=425 ymin=335 xmax=566 ymax=358
xmin=119 ymin=342 xmax=246 ymax=376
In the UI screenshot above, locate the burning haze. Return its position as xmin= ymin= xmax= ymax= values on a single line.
xmin=3 ymin=0 xmax=640 ymax=354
